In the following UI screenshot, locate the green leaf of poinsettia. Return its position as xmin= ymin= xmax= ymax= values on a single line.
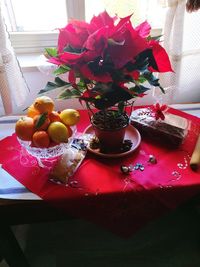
xmin=137 ymin=49 xmax=159 ymax=72
xmin=94 ymin=84 xmax=132 ymax=110
xmin=143 ymin=71 xmax=160 ymax=86
xmin=137 ymin=76 xmax=147 ymax=83
xmin=38 ymin=77 xmax=71 ymax=94
xmin=54 ymin=77 xmax=71 ymax=86
xmin=53 ymin=65 xmax=70 ymax=76
xmin=38 ymin=82 xmax=59 ymax=94
xmin=118 ymin=101 xmax=125 ymax=114
xmin=77 ymin=80 xmax=85 ymax=89
xmin=58 ymin=88 xmax=82 ymax=99
xmin=129 ymin=85 xmax=150 ymax=95
xmin=125 ymin=58 xmax=149 ymax=72
xmin=147 ymin=35 xmax=162 ymax=42
xmin=45 ymin=48 xmax=58 ymax=57
xmin=159 ymin=85 xmax=165 ymax=94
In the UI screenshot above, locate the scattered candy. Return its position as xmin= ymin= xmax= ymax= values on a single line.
xmin=171 ymin=170 xmax=181 ymax=180
xmin=148 ymin=155 xmax=157 ymax=164
xmin=120 ymin=165 xmax=132 ymax=174
xmin=133 ymin=163 xmax=144 ymax=171
xmin=177 ymin=156 xmax=189 ymax=170
xmin=69 ymin=180 xmax=78 ymax=186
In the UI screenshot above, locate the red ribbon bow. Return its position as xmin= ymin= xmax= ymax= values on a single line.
xmin=151 ymin=103 xmax=167 ymax=120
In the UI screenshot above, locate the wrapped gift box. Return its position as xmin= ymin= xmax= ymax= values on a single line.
xmin=130 ymin=107 xmax=190 ymax=147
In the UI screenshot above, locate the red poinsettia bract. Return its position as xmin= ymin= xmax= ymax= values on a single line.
xmin=44 ymin=11 xmax=173 ymax=110
xmin=48 ymin=11 xmax=172 ymax=83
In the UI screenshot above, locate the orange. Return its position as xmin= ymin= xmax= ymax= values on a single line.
xmin=59 ymin=109 xmax=80 ymax=126
xmin=49 ymin=111 xmax=61 ymax=122
xmin=66 ymin=125 xmax=73 ymax=137
xmin=33 ymin=113 xmax=50 ymax=131
xmin=15 ymin=117 xmax=34 ymax=141
xmin=33 ymin=96 xmax=54 ymax=114
xmin=47 ymin=122 xmax=69 ymax=143
xmin=32 ymin=131 xmax=50 ymax=148
xmin=27 ymin=104 xmax=40 ymax=118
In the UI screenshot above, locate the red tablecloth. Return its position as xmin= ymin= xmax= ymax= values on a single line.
xmin=0 ymin=107 xmax=200 ymax=237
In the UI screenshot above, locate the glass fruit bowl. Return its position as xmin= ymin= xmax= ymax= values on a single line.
xmin=18 ymin=126 xmax=76 ymax=159
xmin=17 ymin=126 xmax=77 ymax=168
xmin=18 ymin=138 xmax=72 ymax=159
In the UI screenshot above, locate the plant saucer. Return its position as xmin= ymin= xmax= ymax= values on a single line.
xmin=84 ymin=125 xmax=141 ymax=158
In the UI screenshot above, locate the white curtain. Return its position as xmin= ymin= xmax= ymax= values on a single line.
xmin=159 ymin=0 xmax=200 ymax=103
xmin=0 ymin=1 xmax=29 ymax=116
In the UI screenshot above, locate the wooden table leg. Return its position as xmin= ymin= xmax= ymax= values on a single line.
xmin=0 ymin=223 xmax=30 ymax=267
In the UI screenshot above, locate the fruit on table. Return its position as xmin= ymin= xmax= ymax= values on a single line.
xmin=33 ymin=96 xmax=54 ymax=114
xmin=33 ymin=113 xmax=50 ymax=131
xmin=15 ymin=96 xmax=80 ymax=148
xmin=60 ymin=109 xmax=80 ymax=126
xmin=15 ymin=117 xmax=34 ymax=141
xmin=47 ymin=121 xmax=69 ymax=143
xmin=27 ymin=104 xmax=40 ymax=118
xmin=32 ymin=131 xmax=50 ymax=148
xmin=49 ymin=111 xmax=62 ymax=123
xmin=66 ymin=125 xmax=73 ymax=137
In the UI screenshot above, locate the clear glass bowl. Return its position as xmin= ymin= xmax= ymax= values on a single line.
xmin=17 ymin=126 xmax=76 ymax=159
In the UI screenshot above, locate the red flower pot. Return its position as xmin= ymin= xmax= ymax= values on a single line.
xmin=91 ymin=110 xmax=129 ymax=152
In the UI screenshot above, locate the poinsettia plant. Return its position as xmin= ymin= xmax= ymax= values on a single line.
xmin=40 ymin=11 xmax=172 ymax=113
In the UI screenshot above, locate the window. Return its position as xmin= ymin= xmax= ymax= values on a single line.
xmin=3 ymin=0 xmax=166 ymax=54
xmin=4 ymin=0 xmax=68 ymax=31
xmin=85 ymin=0 xmax=166 ymax=29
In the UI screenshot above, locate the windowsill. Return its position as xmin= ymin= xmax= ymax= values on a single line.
xmin=17 ymin=53 xmax=50 ymax=72
xmin=10 ymin=31 xmax=58 ymax=54
xmin=17 ymin=53 xmax=39 ymax=70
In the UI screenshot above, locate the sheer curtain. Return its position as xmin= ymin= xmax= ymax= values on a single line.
xmin=0 ymin=1 xmax=29 ymax=116
xmin=159 ymin=0 xmax=200 ymax=103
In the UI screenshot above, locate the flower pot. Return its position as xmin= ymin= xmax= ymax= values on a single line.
xmin=91 ymin=110 xmax=129 ymax=152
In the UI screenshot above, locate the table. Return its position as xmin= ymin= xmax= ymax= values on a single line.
xmin=0 ymin=103 xmax=200 ymax=267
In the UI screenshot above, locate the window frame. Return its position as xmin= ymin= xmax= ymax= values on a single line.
xmin=6 ymin=0 xmax=85 ymax=54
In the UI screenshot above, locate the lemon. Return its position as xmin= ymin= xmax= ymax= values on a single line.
xmin=33 ymin=96 xmax=54 ymax=114
xmin=47 ymin=122 xmax=69 ymax=143
xmin=59 ymin=109 xmax=80 ymax=126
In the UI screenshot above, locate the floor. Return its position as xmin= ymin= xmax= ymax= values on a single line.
xmin=1 ymin=204 xmax=200 ymax=267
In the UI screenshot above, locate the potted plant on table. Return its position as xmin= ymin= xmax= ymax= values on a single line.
xmin=39 ymin=11 xmax=172 ymax=152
